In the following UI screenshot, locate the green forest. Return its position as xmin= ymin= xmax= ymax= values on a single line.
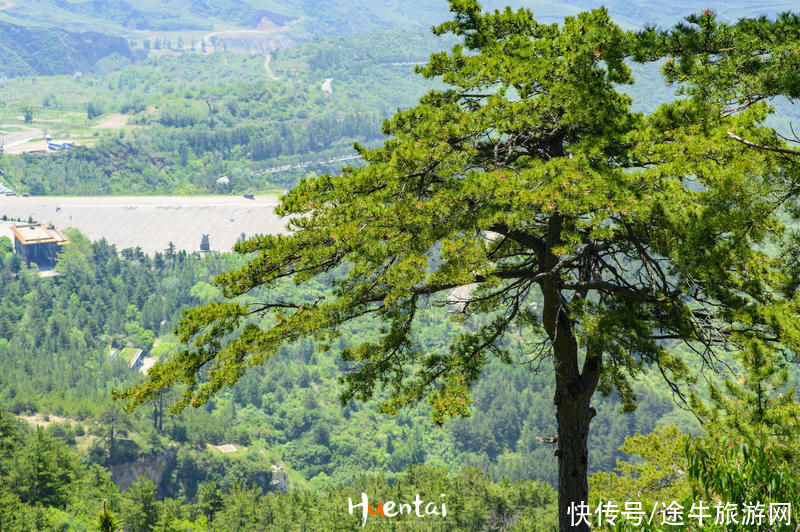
xmin=0 ymin=228 xmax=691 ymax=529
xmin=0 ymin=29 xmax=446 ymax=195
xmin=2 ymin=0 xmax=800 ymax=531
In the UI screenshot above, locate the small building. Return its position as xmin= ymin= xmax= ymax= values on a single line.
xmin=121 ymin=348 xmax=144 ymax=369
xmin=10 ymin=223 xmax=70 ymax=269
xmin=109 ymin=347 xmax=145 ymax=369
xmin=48 ymin=141 xmax=76 ymax=151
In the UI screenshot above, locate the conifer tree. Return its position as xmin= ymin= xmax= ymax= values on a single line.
xmin=691 ymin=342 xmax=800 ymax=459
xmin=118 ymin=4 xmax=800 ymax=530
xmin=96 ymin=500 xmax=120 ymax=532
xmin=686 ymin=342 xmax=800 ymax=527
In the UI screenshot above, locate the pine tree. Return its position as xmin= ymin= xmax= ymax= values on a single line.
xmin=119 ymin=478 xmax=159 ymax=532
xmin=686 ymin=344 xmax=800 ymax=528
xmin=692 ymin=342 xmax=800 ymax=459
xmin=198 ymin=481 xmax=224 ymax=522
xmin=117 ymin=4 xmax=800 ymax=530
xmin=96 ymin=500 xmax=120 ymax=532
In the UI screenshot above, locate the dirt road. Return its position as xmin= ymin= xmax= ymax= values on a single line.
xmin=265 ymin=53 xmax=279 ymax=80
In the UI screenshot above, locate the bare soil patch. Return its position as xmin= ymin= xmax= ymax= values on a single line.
xmin=0 ymin=195 xmax=287 ymax=254
xmin=208 ymin=443 xmax=238 ymax=453
xmin=91 ymin=113 xmax=128 ymax=129
xmin=19 ymin=413 xmax=71 ymax=428
xmin=265 ymin=53 xmax=279 ymax=80
xmin=3 ymin=140 xmax=50 ymax=154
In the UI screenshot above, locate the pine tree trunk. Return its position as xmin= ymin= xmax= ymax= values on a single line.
xmin=555 ymin=390 xmax=593 ymax=531
xmin=540 ymin=213 xmax=602 ymax=531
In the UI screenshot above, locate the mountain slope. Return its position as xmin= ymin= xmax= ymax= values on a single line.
xmin=2 ymin=0 xmax=798 ymax=39
xmin=0 ymin=21 xmax=137 ymax=76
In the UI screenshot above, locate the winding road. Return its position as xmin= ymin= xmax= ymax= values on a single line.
xmin=264 ymin=53 xmax=279 ymax=80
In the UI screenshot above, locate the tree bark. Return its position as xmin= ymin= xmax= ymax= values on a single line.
xmin=540 ymin=213 xmax=602 ymax=531
xmin=555 ymin=384 xmax=594 ymax=531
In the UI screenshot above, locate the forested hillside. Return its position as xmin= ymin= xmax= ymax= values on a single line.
xmin=3 ymin=0 xmax=799 ymax=36
xmin=0 ymin=30 xmax=443 ymax=194
xmin=0 ymin=21 xmax=137 ymax=77
xmin=2 ymin=0 xmax=800 ymax=530
xmin=0 ymin=230 xmax=692 ymax=498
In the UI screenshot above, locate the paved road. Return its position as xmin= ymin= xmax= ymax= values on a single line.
xmin=0 ymin=195 xmax=288 ymax=254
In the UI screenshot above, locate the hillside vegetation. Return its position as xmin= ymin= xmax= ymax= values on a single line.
xmin=0 ymin=30 xmax=444 ymax=193
xmin=1 ymin=1 xmax=800 ymax=530
xmin=0 ymin=21 xmax=137 ymax=77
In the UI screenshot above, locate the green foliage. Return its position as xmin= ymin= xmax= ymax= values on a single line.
xmin=88 ymin=99 xmax=105 ymax=120
xmin=18 ymin=102 xmax=34 ymax=123
xmin=0 ymin=411 xmax=121 ymax=530
xmin=98 ymin=403 xmax=135 ymax=464
xmin=691 ymin=342 xmax=800 ymax=458
xmin=589 ymin=425 xmax=690 ymax=504
xmin=590 ymin=340 xmax=800 ymax=530
xmin=0 ymin=421 xmax=558 ymax=530
xmin=197 ymin=481 xmax=224 ymax=522
xmin=3 ymin=4 xmax=800 ymax=531
xmin=96 ymin=500 xmax=120 ymax=532
xmin=6 ymin=426 xmax=81 ymax=508
xmin=0 ymin=20 xmax=135 ymax=77
xmin=117 ymin=4 xmax=800 ymax=529
xmin=0 ymin=230 xmax=243 ymax=416
xmin=210 ymin=464 xmax=557 ymax=531
xmin=0 ymin=37 xmax=439 ymax=195
xmin=0 ymin=221 xmax=697 ymax=528
xmin=3 ymin=223 xmax=678 ymax=500
xmin=687 ymin=440 xmax=799 ymax=529
xmin=120 ymin=478 xmax=159 ymax=532
xmin=684 ymin=342 xmax=800 ymax=529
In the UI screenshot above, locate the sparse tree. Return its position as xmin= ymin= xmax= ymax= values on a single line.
xmin=87 ymin=100 xmax=103 ymax=120
xmin=19 ymin=103 xmax=34 ymax=123
xmin=98 ymin=403 xmax=134 ymax=461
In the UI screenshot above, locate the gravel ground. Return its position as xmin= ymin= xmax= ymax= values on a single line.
xmin=0 ymin=195 xmax=288 ymax=254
